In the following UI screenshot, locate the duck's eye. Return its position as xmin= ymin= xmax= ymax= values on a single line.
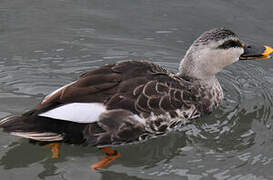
xmin=217 ymin=40 xmax=243 ymax=49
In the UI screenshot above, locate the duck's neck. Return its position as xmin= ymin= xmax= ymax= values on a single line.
xmin=178 ymin=57 xmax=217 ymax=82
xmin=178 ymin=49 xmax=222 ymax=80
xmin=176 ymin=54 xmax=223 ymax=114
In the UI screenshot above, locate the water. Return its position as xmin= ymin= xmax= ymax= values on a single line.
xmin=1 ymin=0 xmax=273 ymax=179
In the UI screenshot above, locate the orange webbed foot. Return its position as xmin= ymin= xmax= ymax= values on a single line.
xmin=91 ymin=147 xmax=121 ymax=170
xmin=47 ymin=143 xmax=61 ymax=158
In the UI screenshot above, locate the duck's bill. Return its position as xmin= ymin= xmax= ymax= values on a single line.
xmin=239 ymin=45 xmax=273 ymax=60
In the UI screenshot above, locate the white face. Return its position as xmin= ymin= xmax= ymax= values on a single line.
xmin=180 ymin=38 xmax=244 ymax=79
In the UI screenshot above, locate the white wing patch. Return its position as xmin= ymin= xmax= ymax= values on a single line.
xmin=39 ymin=103 xmax=106 ymax=123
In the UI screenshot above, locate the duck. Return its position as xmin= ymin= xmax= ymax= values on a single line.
xmin=0 ymin=28 xmax=272 ymax=169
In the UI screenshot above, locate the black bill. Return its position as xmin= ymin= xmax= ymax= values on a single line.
xmin=239 ymin=45 xmax=273 ymax=60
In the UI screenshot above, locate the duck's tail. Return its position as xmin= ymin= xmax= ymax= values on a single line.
xmin=0 ymin=115 xmax=63 ymax=141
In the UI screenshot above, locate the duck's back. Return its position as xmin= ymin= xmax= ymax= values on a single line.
xmin=37 ymin=60 xmax=193 ymax=119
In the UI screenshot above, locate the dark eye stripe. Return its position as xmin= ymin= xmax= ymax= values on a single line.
xmin=217 ymin=40 xmax=243 ymax=49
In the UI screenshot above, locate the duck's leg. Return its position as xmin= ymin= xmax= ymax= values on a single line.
xmin=47 ymin=143 xmax=61 ymax=158
xmin=91 ymin=147 xmax=121 ymax=170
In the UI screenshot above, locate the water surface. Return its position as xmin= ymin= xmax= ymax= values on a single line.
xmin=1 ymin=0 xmax=273 ymax=179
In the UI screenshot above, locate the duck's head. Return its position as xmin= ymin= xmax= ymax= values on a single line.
xmin=179 ymin=28 xmax=273 ymax=79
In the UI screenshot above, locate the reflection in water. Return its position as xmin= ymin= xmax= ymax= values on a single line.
xmin=38 ymin=160 xmax=60 ymax=179
xmin=100 ymin=170 xmax=152 ymax=180
xmin=0 ymin=131 xmax=188 ymax=178
xmin=0 ymin=141 xmax=63 ymax=179
xmin=0 ymin=141 xmax=46 ymax=169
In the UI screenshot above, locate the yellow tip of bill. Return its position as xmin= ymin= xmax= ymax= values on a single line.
xmin=262 ymin=45 xmax=273 ymax=59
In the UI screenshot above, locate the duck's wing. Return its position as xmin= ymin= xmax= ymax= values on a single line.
xmin=39 ymin=63 xmax=122 ymax=107
xmin=35 ymin=60 xmax=181 ymax=116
